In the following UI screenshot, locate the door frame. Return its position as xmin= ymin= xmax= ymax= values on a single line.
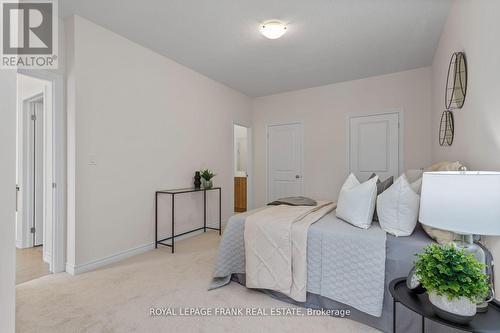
xmin=18 ymin=69 xmax=66 ymax=274
xmin=266 ymin=121 xmax=304 ymax=202
xmin=232 ymin=122 xmax=253 ymax=211
xmin=346 ymin=110 xmax=404 ymax=178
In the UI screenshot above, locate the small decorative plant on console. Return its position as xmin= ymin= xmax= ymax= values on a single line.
xmin=200 ymin=169 xmax=216 ymax=189
xmin=415 ymin=244 xmax=489 ymax=324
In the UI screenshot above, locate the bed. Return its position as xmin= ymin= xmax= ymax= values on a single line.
xmin=211 ymin=208 xmax=493 ymax=333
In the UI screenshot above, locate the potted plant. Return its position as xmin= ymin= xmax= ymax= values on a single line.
xmin=415 ymin=244 xmax=489 ymax=324
xmin=200 ymin=169 xmax=216 ymax=189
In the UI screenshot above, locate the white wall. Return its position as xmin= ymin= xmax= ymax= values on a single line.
xmin=0 ymin=70 xmax=17 ymax=333
xmin=66 ymin=16 xmax=252 ymax=267
xmin=430 ymin=0 xmax=500 ymax=296
xmin=252 ymin=67 xmax=433 ymax=207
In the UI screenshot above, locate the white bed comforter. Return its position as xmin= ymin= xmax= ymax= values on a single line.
xmin=244 ymin=201 xmax=336 ymax=302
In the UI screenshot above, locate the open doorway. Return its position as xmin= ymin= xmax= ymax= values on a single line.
xmin=16 ymin=74 xmax=52 ymax=284
xmin=233 ymin=124 xmax=250 ymax=213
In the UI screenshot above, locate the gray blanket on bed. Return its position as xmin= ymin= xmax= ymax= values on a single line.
xmin=211 ymin=209 xmax=387 ymax=317
xmin=267 ymin=196 xmax=317 ymax=206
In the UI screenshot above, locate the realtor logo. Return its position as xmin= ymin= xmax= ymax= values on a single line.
xmin=1 ymin=0 xmax=58 ymax=68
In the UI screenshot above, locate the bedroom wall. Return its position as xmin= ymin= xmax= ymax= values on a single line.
xmin=430 ymin=0 xmax=500 ymax=296
xmin=0 ymin=70 xmax=17 ymax=333
xmin=252 ymin=67 xmax=433 ymax=207
xmin=66 ymin=16 xmax=252 ymax=268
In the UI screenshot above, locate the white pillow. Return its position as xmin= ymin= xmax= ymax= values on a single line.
xmin=410 ymin=177 xmax=422 ymax=194
xmin=336 ymin=173 xmax=378 ymax=229
xmin=377 ymin=175 xmax=419 ymax=236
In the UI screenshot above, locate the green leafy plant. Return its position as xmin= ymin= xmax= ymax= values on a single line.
xmin=415 ymin=244 xmax=489 ymax=302
xmin=200 ymin=169 xmax=216 ymax=181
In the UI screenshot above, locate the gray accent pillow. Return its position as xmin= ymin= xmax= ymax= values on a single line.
xmin=267 ymin=196 xmax=317 ymax=206
xmin=368 ymin=173 xmax=394 ymax=221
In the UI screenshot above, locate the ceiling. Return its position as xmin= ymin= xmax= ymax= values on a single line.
xmin=60 ymin=0 xmax=452 ymax=97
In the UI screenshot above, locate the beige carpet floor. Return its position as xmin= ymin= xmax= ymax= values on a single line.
xmin=16 ymin=232 xmax=379 ymax=333
xmin=16 ymin=246 xmax=50 ymax=284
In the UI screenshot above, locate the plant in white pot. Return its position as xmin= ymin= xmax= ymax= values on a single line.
xmin=415 ymin=244 xmax=489 ymax=324
xmin=200 ymin=169 xmax=216 ymax=189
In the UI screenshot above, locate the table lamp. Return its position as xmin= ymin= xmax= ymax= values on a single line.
xmin=419 ymin=171 xmax=500 ymax=310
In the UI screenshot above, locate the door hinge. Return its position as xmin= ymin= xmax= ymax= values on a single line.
xmin=16 ymin=185 xmax=20 ymax=212
xmin=52 ymin=182 xmax=57 ymax=189
xmin=30 ymin=227 xmax=36 ymax=234
xmin=31 ymin=114 xmax=36 ymax=121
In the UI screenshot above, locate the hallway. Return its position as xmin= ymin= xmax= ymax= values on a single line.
xmin=16 ymin=247 xmax=50 ymax=285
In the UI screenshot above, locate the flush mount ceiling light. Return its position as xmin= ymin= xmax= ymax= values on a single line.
xmin=259 ymin=20 xmax=287 ymax=39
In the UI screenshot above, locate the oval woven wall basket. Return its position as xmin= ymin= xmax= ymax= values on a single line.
xmin=439 ymin=110 xmax=454 ymax=146
xmin=445 ymin=52 xmax=467 ymax=110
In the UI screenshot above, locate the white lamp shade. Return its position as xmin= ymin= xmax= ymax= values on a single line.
xmin=419 ymin=171 xmax=500 ymax=235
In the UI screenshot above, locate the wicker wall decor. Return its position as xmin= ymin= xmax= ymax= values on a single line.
xmin=440 ymin=52 xmax=467 ymax=146
xmin=439 ymin=110 xmax=454 ymax=146
xmin=445 ymin=52 xmax=467 ymax=110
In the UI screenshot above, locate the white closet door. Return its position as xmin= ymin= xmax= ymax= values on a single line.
xmin=349 ymin=113 xmax=400 ymax=181
xmin=267 ymin=123 xmax=303 ymax=202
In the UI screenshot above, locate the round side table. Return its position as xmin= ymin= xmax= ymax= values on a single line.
xmin=389 ymin=277 xmax=500 ymax=333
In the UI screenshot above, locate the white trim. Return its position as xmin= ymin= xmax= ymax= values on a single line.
xmin=266 ymin=121 xmax=304 ymax=202
xmin=346 ymin=110 xmax=404 ymax=177
xmin=67 ymin=242 xmax=155 ymax=275
xmin=43 ymin=251 xmax=51 ymax=265
xmin=65 ymin=223 xmax=228 ymax=275
xmin=18 ymin=69 xmax=66 ymax=274
xmin=65 ymin=262 xmax=76 ymax=275
xmin=232 ymin=122 xmax=253 ymax=211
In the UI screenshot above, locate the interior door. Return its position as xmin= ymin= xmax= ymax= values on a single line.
xmin=267 ymin=123 xmax=303 ymax=201
xmin=349 ymin=113 xmax=399 ymax=181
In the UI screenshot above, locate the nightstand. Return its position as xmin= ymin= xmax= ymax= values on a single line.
xmin=389 ymin=277 xmax=500 ymax=333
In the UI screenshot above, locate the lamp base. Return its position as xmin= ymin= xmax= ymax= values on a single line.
xmin=476 ymin=301 xmax=489 ymax=313
xmin=454 ymin=235 xmax=489 ymax=313
xmin=454 ymin=236 xmax=486 ymax=264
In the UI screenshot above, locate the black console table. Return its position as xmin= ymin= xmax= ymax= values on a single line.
xmin=389 ymin=277 xmax=500 ymax=333
xmin=155 ymin=187 xmax=222 ymax=253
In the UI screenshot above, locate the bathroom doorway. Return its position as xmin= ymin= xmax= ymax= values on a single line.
xmin=233 ymin=124 xmax=251 ymax=213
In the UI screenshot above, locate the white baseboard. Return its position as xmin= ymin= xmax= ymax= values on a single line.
xmin=43 ymin=251 xmax=51 ymax=264
xmin=65 ymin=223 xmax=227 ymax=276
xmin=66 ymin=242 xmax=155 ymax=275
xmin=65 ymin=262 xmax=76 ymax=275
xmin=16 ymin=240 xmax=24 ymax=248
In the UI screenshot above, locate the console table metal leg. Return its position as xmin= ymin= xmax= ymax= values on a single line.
xmin=422 ymin=316 xmax=425 ymax=333
xmin=203 ymin=190 xmax=207 ymax=232
xmin=171 ymin=194 xmax=175 ymax=254
xmin=155 ymin=192 xmax=158 ymax=249
xmin=219 ymin=188 xmax=222 ymax=235
xmin=393 ymin=299 xmax=397 ymax=333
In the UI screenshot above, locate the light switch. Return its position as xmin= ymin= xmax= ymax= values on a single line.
xmin=88 ymin=154 xmax=97 ymax=166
